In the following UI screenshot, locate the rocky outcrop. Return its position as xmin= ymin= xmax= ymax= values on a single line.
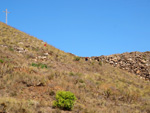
xmin=14 ymin=47 xmax=28 ymax=53
xmin=92 ymin=51 xmax=150 ymax=80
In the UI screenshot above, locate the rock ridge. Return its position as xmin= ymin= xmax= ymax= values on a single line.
xmin=91 ymin=51 xmax=150 ymax=80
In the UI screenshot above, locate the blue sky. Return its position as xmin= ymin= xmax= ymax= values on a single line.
xmin=0 ymin=0 xmax=150 ymax=57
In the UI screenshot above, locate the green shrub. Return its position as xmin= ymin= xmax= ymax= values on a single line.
xmin=9 ymin=48 xmax=14 ymax=51
xmin=79 ymin=79 xmax=84 ymax=83
xmin=0 ymin=59 xmax=4 ymax=63
xmin=74 ymin=56 xmax=80 ymax=61
xmin=69 ymin=72 xmax=75 ymax=76
xmin=32 ymin=63 xmax=38 ymax=67
xmin=53 ymin=91 xmax=77 ymax=110
xmin=40 ymin=64 xmax=47 ymax=69
xmin=31 ymin=63 xmax=47 ymax=69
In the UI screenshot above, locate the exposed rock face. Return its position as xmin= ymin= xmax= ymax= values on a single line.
xmin=92 ymin=51 xmax=150 ymax=80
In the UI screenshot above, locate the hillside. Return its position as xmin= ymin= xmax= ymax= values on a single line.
xmin=0 ymin=22 xmax=150 ymax=113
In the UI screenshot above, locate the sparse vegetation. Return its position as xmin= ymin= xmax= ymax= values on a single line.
xmin=0 ymin=22 xmax=150 ymax=113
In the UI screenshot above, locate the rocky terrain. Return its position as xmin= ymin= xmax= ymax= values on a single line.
xmin=91 ymin=52 xmax=150 ymax=81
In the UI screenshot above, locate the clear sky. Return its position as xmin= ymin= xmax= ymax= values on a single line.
xmin=0 ymin=0 xmax=150 ymax=57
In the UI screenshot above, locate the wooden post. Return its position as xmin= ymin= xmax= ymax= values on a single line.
xmin=3 ymin=9 xmax=10 ymax=24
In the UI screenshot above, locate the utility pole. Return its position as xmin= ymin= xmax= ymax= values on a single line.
xmin=3 ymin=9 xmax=10 ymax=24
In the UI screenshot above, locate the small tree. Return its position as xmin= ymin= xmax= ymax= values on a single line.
xmin=53 ymin=91 xmax=77 ymax=110
xmin=74 ymin=56 xmax=80 ymax=61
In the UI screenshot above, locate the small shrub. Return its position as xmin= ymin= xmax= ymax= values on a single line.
xmin=10 ymin=91 xmax=17 ymax=97
xmin=99 ymin=61 xmax=102 ymax=66
xmin=91 ymin=61 xmax=95 ymax=65
xmin=47 ymin=74 xmax=54 ymax=80
xmin=78 ymin=84 xmax=86 ymax=88
xmin=74 ymin=57 xmax=80 ymax=61
xmin=40 ymin=64 xmax=47 ymax=69
xmin=69 ymin=72 xmax=75 ymax=76
xmin=9 ymin=48 xmax=14 ymax=51
xmin=32 ymin=63 xmax=38 ymax=67
xmin=0 ymin=59 xmax=4 ymax=63
xmin=104 ymin=89 xmax=112 ymax=98
xmin=32 ymin=47 xmax=39 ymax=51
xmin=31 ymin=63 xmax=47 ymax=69
xmin=53 ymin=91 xmax=77 ymax=110
xmin=79 ymin=79 xmax=84 ymax=83
xmin=49 ymin=90 xmax=55 ymax=96
xmin=49 ymin=51 xmax=53 ymax=55
xmin=26 ymin=53 xmax=35 ymax=59
xmin=122 ymin=91 xmax=139 ymax=103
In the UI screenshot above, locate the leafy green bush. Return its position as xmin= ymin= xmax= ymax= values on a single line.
xmin=53 ymin=91 xmax=77 ymax=110
xmin=0 ymin=59 xmax=4 ymax=63
xmin=74 ymin=56 xmax=80 ymax=61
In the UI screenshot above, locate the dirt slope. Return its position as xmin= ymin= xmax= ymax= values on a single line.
xmin=0 ymin=22 xmax=150 ymax=113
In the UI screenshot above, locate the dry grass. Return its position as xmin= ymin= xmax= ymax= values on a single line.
xmin=0 ymin=22 xmax=150 ymax=113
xmin=0 ymin=97 xmax=38 ymax=113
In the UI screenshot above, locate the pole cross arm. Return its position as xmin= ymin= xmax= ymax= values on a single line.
xmin=3 ymin=9 xmax=10 ymax=24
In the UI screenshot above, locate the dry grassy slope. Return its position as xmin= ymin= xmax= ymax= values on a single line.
xmin=0 ymin=22 xmax=150 ymax=113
